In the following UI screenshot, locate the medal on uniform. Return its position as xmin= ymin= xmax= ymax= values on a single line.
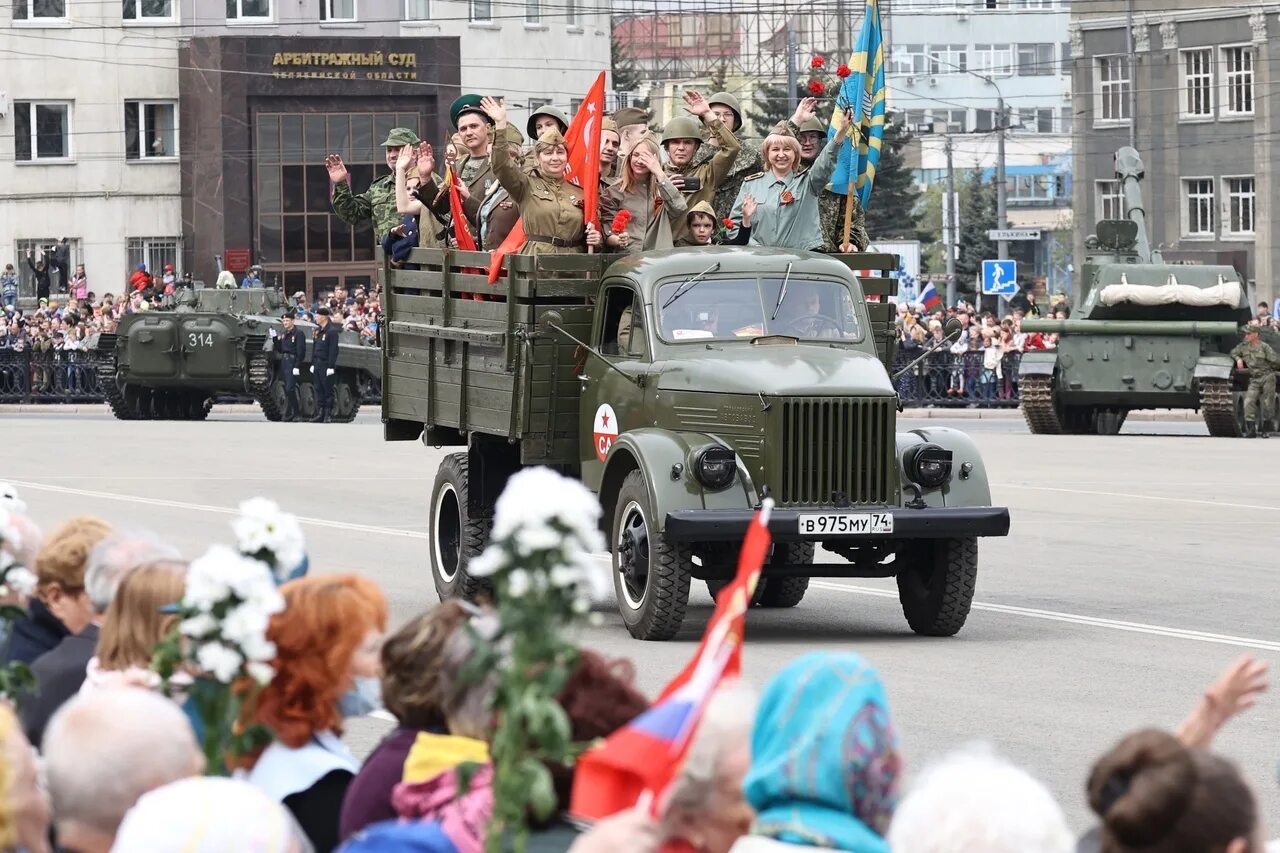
xmin=780 ymin=189 xmax=795 ymax=205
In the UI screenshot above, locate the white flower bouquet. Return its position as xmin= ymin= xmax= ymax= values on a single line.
xmin=0 ymin=502 xmax=38 ymax=701
xmin=231 ymin=497 xmax=308 ymax=584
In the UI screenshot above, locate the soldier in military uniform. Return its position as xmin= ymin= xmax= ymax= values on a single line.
xmin=1230 ymin=323 xmax=1280 ymax=438
xmin=661 ymin=90 xmax=741 ymax=245
xmin=326 ymin=128 xmax=443 ymax=247
xmin=275 ymin=309 xmax=305 ymax=422
xmin=789 ymin=110 xmax=869 ymax=252
xmin=528 ymin=105 xmax=569 ymax=141
xmin=310 ymin=306 xmax=341 ymax=423
xmin=600 ymin=118 xmax=621 ymax=182
xmin=613 ymin=106 xmax=651 ymax=158
xmin=416 ymin=96 xmax=501 ymax=236
xmin=688 ymin=92 xmax=764 ymax=222
xmin=477 ymin=125 xmax=527 ymax=251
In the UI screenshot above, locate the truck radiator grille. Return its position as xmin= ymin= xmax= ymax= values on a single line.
xmin=779 ymin=398 xmax=894 ymax=506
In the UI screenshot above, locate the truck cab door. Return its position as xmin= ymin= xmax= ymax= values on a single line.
xmin=581 ymin=284 xmax=650 ymax=492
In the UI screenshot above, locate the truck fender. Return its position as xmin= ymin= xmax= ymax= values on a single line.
xmin=1017 ymin=351 xmax=1058 ymax=377
xmin=599 ymin=429 xmax=756 ymax=535
xmin=1194 ymin=354 xmax=1234 ymax=381
xmin=896 ymin=427 xmax=993 ymax=508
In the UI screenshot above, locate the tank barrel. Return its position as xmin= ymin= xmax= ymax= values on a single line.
xmin=1020 ymin=319 xmax=1240 ymax=336
xmin=1114 ymin=147 xmax=1155 ymax=262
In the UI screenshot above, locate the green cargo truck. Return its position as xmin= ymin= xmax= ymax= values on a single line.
xmin=382 ymin=247 xmax=1010 ymax=640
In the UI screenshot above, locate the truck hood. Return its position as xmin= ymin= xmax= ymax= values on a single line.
xmin=654 ymin=344 xmax=895 ymax=396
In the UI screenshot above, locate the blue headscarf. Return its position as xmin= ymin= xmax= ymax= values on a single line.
xmin=742 ymin=652 xmax=901 ymax=852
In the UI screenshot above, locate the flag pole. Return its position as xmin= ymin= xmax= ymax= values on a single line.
xmin=841 ymin=122 xmax=860 ymax=252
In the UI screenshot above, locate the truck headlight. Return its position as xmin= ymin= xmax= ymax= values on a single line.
xmin=905 ymin=444 xmax=952 ymax=488
xmin=694 ymin=446 xmax=736 ymax=490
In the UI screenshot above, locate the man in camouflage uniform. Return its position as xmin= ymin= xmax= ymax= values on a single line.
xmin=688 ymin=92 xmax=763 ymax=222
xmin=788 ymin=112 xmax=869 ymax=252
xmin=1230 ymin=323 xmax=1280 ymax=437
xmin=326 ymin=127 xmax=442 ymax=247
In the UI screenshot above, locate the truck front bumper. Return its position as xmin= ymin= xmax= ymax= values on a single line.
xmin=664 ymin=505 xmax=1010 ymax=542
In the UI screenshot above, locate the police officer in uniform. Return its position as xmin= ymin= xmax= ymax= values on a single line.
xmin=1230 ymin=323 xmax=1280 ymax=437
xmin=310 ymin=306 xmax=341 ymax=422
xmin=275 ymin=310 xmax=305 ymax=422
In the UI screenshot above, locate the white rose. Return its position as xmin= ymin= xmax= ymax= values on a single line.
xmin=196 ymin=642 xmax=244 ymax=684
xmin=466 ymin=547 xmax=505 ymax=578
xmin=246 ymin=661 xmax=276 ymax=686
xmin=4 ymin=567 xmax=35 ymax=597
xmin=240 ymin=633 xmax=277 ymax=664
xmin=179 ymin=613 xmax=219 ymax=639
xmin=507 ymin=568 xmax=531 ymax=597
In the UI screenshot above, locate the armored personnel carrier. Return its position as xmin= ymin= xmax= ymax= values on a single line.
xmin=95 ymin=287 xmax=380 ymax=422
xmin=1019 ymin=147 xmax=1252 ymax=436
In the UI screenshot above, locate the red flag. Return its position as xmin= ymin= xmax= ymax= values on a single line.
xmin=449 ymin=166 xmax=477 ymax=252
xmin=488 ymin=71 xmax=607 ymax=284
xmin=569 ymin=499 xmax=774 ymax=822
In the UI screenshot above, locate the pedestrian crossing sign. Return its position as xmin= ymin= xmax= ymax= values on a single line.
xmin=981 ymin=260 xmax=1017 ymax=296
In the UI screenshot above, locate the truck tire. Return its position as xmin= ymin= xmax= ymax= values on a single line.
xmin=758 ymin=543 xmax=814 ymax=607
xmin=612 ymin=470 xmax=691 ymax=641
xmin=895 ymin=537 xmax=977 ymax=637
xmin=429 ymin=453 xmax=492 ymax=602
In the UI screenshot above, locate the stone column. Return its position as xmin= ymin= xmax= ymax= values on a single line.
xmin=1156 ymin=16 xmax=1178 ymax=255
xmin=1069 ymin=22 xmax=1086 ymax=291
xmin=1250 ymin=10 xmax=1273 ymax=307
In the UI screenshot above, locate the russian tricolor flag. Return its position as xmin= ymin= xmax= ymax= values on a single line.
xmin=920 ymin=281 xmax=943 ymax=312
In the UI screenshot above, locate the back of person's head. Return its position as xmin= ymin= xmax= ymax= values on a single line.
xmin=887 ymin=744 xmax=1072 ymax=853
xmin=380 ymin=600 xmax=470 ymax=731
xmin=0 ymin=702 xmax=49 ymax=853
xmin=112 ymin=776 xmax=309 ymax=852
xmin=96 ymin=562 xmax=187 ymax=671
xmin=44 ymin=688 xmax=201 ymax=847
xmin=35 ymin=515 xmax=112 ymax=592
xmin=84 ymin=530 xmax=182 ymax=614
xmin=1087 ymin=729 xmax=1257 ymax=853
xmin=253 ymin=574 xmax=388 ymax=748
xmin=436 ymin=610 xmax=501 ymax=740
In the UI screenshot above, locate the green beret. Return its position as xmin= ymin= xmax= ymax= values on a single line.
xmin=450 ymin=94 xmax=493 ymax=129
xmin=380 ymin=127 xmax=421 ymax=147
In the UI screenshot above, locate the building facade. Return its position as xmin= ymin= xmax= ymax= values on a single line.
xmin=1070 ymin=3 xmax=1275 ymax=306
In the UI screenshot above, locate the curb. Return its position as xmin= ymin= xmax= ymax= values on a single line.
xmin=0 ymin=403 xmax=266 ymax=415
xmin=899 ymin=408 xmax=1199 ymax=422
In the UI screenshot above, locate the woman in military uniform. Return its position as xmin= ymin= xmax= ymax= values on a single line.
xmin=689 ymin=92 xmax=763 ymax=221
xmin=481 ymin=97 xmax=602 ymax=255
xmin=477 ymin=125 xmax=526 ymax=250
xmin=600 ymin=133 xmax=687 ymax=254
xmin=789 ymin=111 xmax=868 ymax=252
xmin=728 ymin=98 xmax=852 ymax=251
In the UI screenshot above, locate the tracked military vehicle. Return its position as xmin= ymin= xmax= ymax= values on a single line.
xmin=381 ymin=247 xmax=1010 ymax=641
xmin=1019 ymin=147 xmax=1253 ymax=436
xmin=95 ymin=287 xmax=380 ymax=422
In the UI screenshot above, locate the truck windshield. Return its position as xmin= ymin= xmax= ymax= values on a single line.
xmin=656 ymin=277 xmax=860 ymax=342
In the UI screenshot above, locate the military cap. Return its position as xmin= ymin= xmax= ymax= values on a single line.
xmin=686 ymin=200 xmax=717 ymax=223
xmin=1243 ymin=323 xmax=1262 ymax=335
xmin=316 ymin=306 xmax=332 ymax=317
xmin=612 ymin=106 xmax=651 ymax=129
xmin=707 ymin=92 xmax=744 ymax=130
xmin=450 ymin=94 xmax=493 ymax=129
xmin=535 ymin=127 xmax=567 ymax=147
xmin=602 ymin=117 xmax=618 ymax=133
xmin=381 ymin=127 xmax=421 ymax=147
xmin=769 ymin=121 xmax=797 ymax=139
xmin=283 ymin=309 xmax=297 ymax=320
xmin=661 ymin=115 xmax=703 ymax=144
xmin=527 ymin=105 xmax=570 ymax=140
xmin=797 ymin=116 xmax=826 ymax=135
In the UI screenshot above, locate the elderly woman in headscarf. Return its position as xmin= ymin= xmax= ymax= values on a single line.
xmin=730 ymin=652 xmax=901 ymax=853
xmin=600 ymin=132 xmax=687 ymax=254
xmin=479 ymin=96 xmax=602 ymax=255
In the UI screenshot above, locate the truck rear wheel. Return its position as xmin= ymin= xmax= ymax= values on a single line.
xmin=895 ymin=537 xmax=977 ymax=637
xmin=429 ymin=453 xmax=492 ymax=602
xmin=612 ymin=470 xmax=691 ymax=641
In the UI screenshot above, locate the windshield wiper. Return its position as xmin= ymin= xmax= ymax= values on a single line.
xmin=661 ymin=262 xmax=722 ymax=310
xmin=770 ymin=262 xmax=794 ymax=320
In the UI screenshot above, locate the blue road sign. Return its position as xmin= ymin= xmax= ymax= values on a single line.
xmin=981 ymin=259 xmax=1018 ymax=296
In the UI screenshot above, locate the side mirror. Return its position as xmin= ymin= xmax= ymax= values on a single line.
xmin=943 ymin=317 xmax=963 ymax=339
xmin=539 ymin=310 xmax=564 ymax=337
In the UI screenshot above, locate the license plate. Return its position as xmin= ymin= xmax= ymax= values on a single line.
xmin=797 ymin=512 xmax=894 ymax=536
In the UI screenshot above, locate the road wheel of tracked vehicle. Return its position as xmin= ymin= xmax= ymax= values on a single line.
xmin=160 ymin=391 xmax=186 ymax=420
xmin=1093 ymin=408 xmax=1127 ymax=436
xmin=1198 ymin=377 xmax=1243 ymax=437
xmin=186 ymin=392 xmax=212 ymax=421
xmin=429 ymin=453 xmax=493 ymax=602
xmin=257 ymin=378 xmax=287 ymax=422
xmin=99 ymin=363 xmax=137 ymax=421
xmin=330 ymin=374 xmax=361 ymax=423
xmin=296 ymin=382 xmax=317 ymax=421
xmin=124 ymin=386 xmax=154 ymax=419
xmin=895 ymin=537 xmax=978 ymax=637
xmin=613 ymin=471 xmax=692 ymax=641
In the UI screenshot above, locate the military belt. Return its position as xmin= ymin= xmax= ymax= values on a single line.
xmin=524 ymin=235 xmax=576 ymax=248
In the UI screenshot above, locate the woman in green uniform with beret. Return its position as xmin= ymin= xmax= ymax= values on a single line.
xmin=480 ymin=96 xmax=602 ymax=255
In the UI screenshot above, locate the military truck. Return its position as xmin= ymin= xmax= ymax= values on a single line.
xmin=95 ymin=287 xmax=380 ymax=422
xmin=381 ymin=247 xmax=1010 ymax=640
xmin=1019 ymin=147 xmax=1255 ymax=436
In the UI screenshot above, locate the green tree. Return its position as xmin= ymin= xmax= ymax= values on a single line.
xmin=864 ymin=121 xmax=923 ymax=241
xmin=919 ymin=184 xmax=944 ymax=275
xmin=957 ymin=169 xmax=997 ymax=283
xmin=747 ymin=81 xmax=807 ymax=138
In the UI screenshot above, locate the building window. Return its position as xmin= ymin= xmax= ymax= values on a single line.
xmin=128 ymin=237 xmax=181 ymax=278
xmin=904 ymin=109 xmax=928 ymax=131
xmin=1018 ymin=107 xmax=1054 ymax=133
xmin=1096 ymin=180 xmax=1122 ymax=221
xmin=1060 ymin=106 xmax=1073 ymax=133
xmin=318 ymin=0 xmax=354 ymax=21
xmin=469 ymin=0 xmax=490 ymax=21
xmin=973 ymin=44 xmax=1014 ymax=76
xmin=928 ymin=44 xmax=966 ymax=74
xmin=1180 ymin=49 xmax=1213 ymax=118
xmin=13 ymin=102 xmax=71 ymax=162
xmin=404 ymin=0 xmax=428 ymax=18
xmin=975 ymin=109 xmax=997 ymax=132
xmin=226 ymin=0 xmax=270 ymax=19
xmin=1223 ymin=177 xmax=1255 ymax=236
xmin=1095 ymin=56 xmax=1130 ymax=123
xmin=1017 ymin=43 xmax=1054 ymax=76
xmin=524 ymin=0 xmax=539 ymax=22
xmin=123 ymin=0 xmax=174 ymax=20
xmin=942 ymin=109 xmax=967 ymax=133
xmin=1221 ymin=46 xmax=1254 ymax=116
xmin=124 ymin=101 xmax=178 ymax=160
xmin=1060 ymin=42 xmax=1071 ymax=74
xmin=14 ymin=239 xmax=80 ymax=300
xmin=1008 ymin=174 xmax=1055 ymax=201
xmin=890 ymin=44 xmax=926 ymax=75
xmin=570 ymin=98 xmax=583 ymax=114
xmin=1182 ymin=178 xmax=1215 ymax=237
xmin=11 ymin=0 xmax=65 ymax=19
xmin=1018 ymin=0 xmax=1053 ymax=7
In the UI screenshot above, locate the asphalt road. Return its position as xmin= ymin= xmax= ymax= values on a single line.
xmin=4 ymin=408 xmax=1279 ymax=834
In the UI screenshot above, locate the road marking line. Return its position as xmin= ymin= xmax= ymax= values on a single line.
xmin=6 ymin=480 xmax=431 ymax=540
xmin=995 ymin=483 xmax=1280 ymax=513
xmin=808 ymin=581 xmax=1280 ymax=652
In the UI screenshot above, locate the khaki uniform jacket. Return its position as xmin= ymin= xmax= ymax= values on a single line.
xmin=423 ymin=153 xmax=496 ymax=234
xmin=492 ymin=132 xmax=587 ymax=255
xmin=690 ymin=136 xmax=764 ymax=222
xmin=600 ymin=175 xmax=688 ymax=255
xmin=666 ymin=117 xmax=741 ymax=244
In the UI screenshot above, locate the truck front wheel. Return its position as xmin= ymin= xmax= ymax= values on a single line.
xmin=612 ymin=470 xmax=691 ymax=641
xmin=895 ymin=537 xmax=977 ymax=636
xmin=429 ymin=453 xmax=492 ymax=603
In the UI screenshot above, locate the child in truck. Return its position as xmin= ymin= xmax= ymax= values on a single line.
xmin=678 ymin=198 xmax=755 ymax=247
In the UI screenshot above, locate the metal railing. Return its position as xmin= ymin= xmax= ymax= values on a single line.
xmin=890 ymin=350 xmax=1024 ymax=408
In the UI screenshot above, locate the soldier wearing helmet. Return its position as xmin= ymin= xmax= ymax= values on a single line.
xmin=787 ymin=110 xmax=869 ymax=252
xmin=687 ymin=91 xmax=763 ymax=222
xmin=661 ymin=90 xmax=742 ymax=245
xmin=527 ymin=105 xmax=569 ymax=141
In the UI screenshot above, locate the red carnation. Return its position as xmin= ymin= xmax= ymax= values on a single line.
xmin=836 ymin=64 xmax=852 ymax=79
xmin=721 ymin=218 xmax=735 ymax=230
xmin=810 ymin=56 xmax=826 ymax=69
xmin=610 ymin=210 xmax=633 ymax=234
xmin=807 ymin=80 xmax=827 ymax=96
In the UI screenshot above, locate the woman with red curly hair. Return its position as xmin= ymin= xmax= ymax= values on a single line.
xmin=245 ymin=574 xmax=387 ymax=853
